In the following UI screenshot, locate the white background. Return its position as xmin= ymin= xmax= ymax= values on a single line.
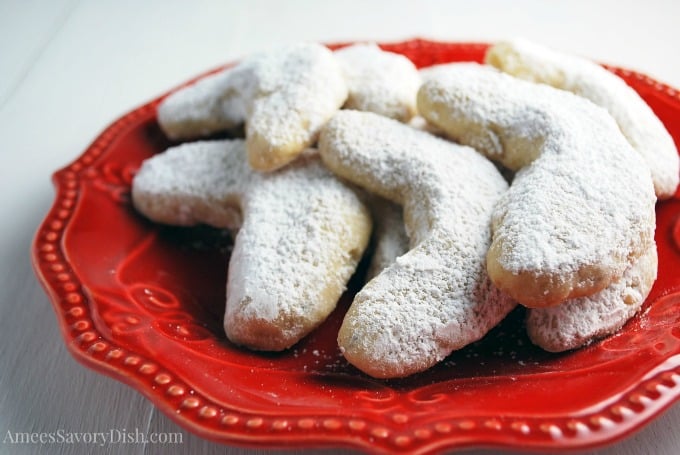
xmin=1 ymin=0 xmax=679 ymax=454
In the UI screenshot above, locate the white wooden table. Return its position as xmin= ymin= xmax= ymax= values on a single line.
xmin=2 ymin=1 xmax=679 ymax=453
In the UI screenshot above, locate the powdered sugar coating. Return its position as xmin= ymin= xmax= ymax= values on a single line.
xmin=486 ymin=39 xmax=679 ymax=199
xmin=132 ymin=140 xmax=371 ymax=351
xmin=358 ymin=184 xmax=656 ymax=355
xmin=156 ymin=67 xmax=252 ymax=141
xmin=364 ymin=198 xmax=409 ymax=281
xmin=157 ymin=43 xmax=348 ymax=171
xmin=334 ymin=43 xmax=420 ymax=122
xmin=319 ymin=110 xmax=515 ymax=378
xmin=527 ymin=244 xmax=657 ymax=352
xmin=418 ymin=64 xmax=656 ymax=308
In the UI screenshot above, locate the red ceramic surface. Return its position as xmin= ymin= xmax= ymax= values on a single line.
xmin=33 ymin=40 xmax=680 ymax=454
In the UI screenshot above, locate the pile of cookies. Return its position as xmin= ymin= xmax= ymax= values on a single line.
xmin=132 ymin=40 xmax=678 ymax=378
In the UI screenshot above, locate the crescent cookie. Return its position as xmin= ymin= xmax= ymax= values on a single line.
xmin=486 ymin=39 xmax=679 ymax=199
xmin=334 ymin=43 xmax=420 ymax=122
xmin=526 ymin=244 xmax=657 ymax=352
xmin=319 ymin=110 xmax=516 ymax=378
xmin=417 ymin=64 xmax=656 ymax=308
xmin=131 ymin=140 xmax=371 ymax=351
xmin=157 ymin=43 xmax=348 ymax=172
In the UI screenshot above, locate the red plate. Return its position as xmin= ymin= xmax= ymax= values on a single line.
xmin=32 ymin=40 xmax=680 ymax=453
